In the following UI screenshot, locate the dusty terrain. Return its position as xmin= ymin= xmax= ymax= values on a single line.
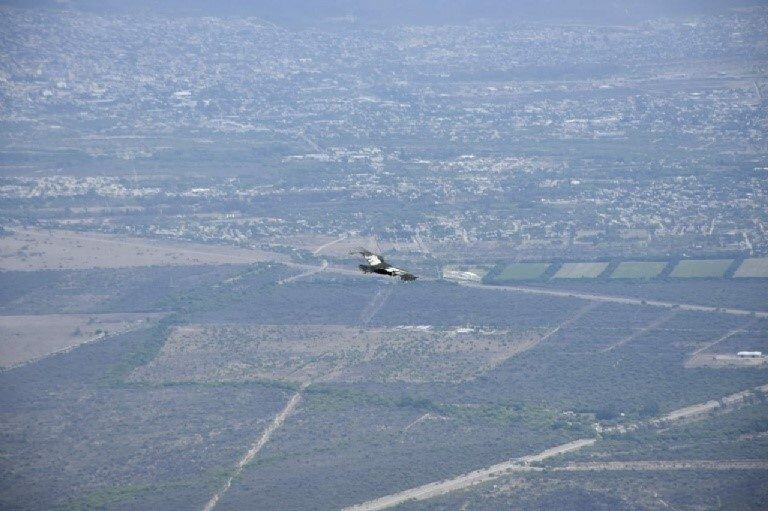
xmin=686 ymin=354 xmax=766 ymax=368
xmin=0 ymin=312 xmax=164 ymax=367
xmin=0 ymin=228 xmax=287 ymax=270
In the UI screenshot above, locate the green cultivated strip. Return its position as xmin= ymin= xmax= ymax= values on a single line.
xmin=671 ymin=259 xmax=733 ymax=278
xmin=495 ymin=263 xmax=550 ymax=281
xmin=734 ymin=258 xmax=768 ymax=278
xmin=610 ymin=261 xmax=667 ymax=279
xmin=554 ymin=262 xmax=609 ymax=279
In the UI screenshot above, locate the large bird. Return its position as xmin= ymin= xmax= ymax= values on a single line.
xmin=352 ymin=249 xmax=417 ymax=281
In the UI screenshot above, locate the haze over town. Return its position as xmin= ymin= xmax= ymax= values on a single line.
xmin=1 ymin=1 xmax=767 ymax=510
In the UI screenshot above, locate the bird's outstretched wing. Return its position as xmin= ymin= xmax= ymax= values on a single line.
xmin=352 ymin=249 xmax=416 ymax=281
xmin=353 ymin=249 xmax=387 ymax=268
xmin=385 ymin=266 xmax=418 ymax=281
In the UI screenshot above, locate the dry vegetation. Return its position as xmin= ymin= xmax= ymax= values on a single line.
xmin=0 ymin=312 xmax=164 ymax=367
xmin=0 ymin=228 xmax=286 ymax=270
xmin=129 ymin=324 xmax=547 ymax=384
xmin=685 ymin=354 xmax=766 ymax=368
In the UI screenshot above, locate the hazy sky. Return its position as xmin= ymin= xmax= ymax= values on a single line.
xmin=3 ymin=0 xmax=766 ymax=25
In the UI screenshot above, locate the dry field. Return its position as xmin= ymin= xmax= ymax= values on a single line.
xmin=685 ymin=354 xmax=766 ymax=368
xmin=0 ymin=312 xmax=164 ymax=367
xmin=0 ymin=228 xmax=288 ymax=270
xmin=129 ymin=324 xmax=547 ymax=384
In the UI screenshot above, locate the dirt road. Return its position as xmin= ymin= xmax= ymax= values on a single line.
xmin=202 ymin=384 xmax=308 ymax=511
xmin=313 ymin=235 xmax=347 ymax=255
xmin=358 ymin=285 xmax=395 ymax=326
xmin=600 ymin=310 xmax=678 ymax=352
xmin=600 ymin=382 xmax=768 ymax=434
xmin=278 ymin=260 xmax=328 ymax=285
xmin=341 ymin=439 xmax=596 ymax=511
xmin=686 ymin=318 xmax=758 ymax=362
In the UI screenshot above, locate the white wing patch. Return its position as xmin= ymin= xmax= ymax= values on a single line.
xmin=385 ymin=266 xmax=406 ymax=275
xmin=365 ymin=254 xmax=383 ymax=266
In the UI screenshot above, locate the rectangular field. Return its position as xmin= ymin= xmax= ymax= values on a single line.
xmin=553 ymin=262 xmax=608 ymax=279
xmin=610 ymin=261 xmax=667 ymax=279
xmin=0 ymin=312 xmax=163 ymax=367
xmin=495 ymin=262 xmax=550 ymax=280
xmin=129 ymin=324 xmax=547 ymax=384
xmin=734 ymin=258 xmax=768 ymax=278
xmin=671 ymin=259 xmax=733 ymax=278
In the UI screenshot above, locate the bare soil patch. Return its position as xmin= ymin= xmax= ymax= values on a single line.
xmin=686 ymin=354 xmax=766 ymax=368
xmin=0 ymin=228 xmax=287 ymax=270
xmin=0 ymin=312 xmax=164 ymax=367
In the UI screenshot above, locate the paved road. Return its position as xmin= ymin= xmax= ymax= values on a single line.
xmin=456 ymin=281 xmax=768 ymax=318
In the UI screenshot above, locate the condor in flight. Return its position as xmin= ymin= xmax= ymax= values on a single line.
xmin=352 ymin=249 xmax=417 ymax=281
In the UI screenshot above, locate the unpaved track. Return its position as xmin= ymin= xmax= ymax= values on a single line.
xmin=600 ymin=310 xmax=678 ymax=352
xmin=202 ymin=384 xmax=308 ymax=511
xmin=358 ymin=285 xmax=395 ymax=326
xmin=340 ymin=439 xmax=596 ymax=511
xmin=600 ymin=382 xmax=768 ymax=435
xmin=313 ymin=235 xmax=347 ymax=255
xmin=507 ymin=301 xmax=600 ymax=357
xmin=456 ymin=281 xmax=768 ymax=318
xmin=278 ymin=260 xmax=328 ymax=285
xmin=656 ymin=383 xmax=768 ymax=424
xmin=688 ymin=318 xmax=758 ymax=359
xmin=538 ymin=301 xmax=600 ymax=343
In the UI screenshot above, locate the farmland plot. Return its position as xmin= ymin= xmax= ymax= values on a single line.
xmin=129 ymin=324 xmax=547 ymax=385
xmin=553 ymin=262 xmax=608 ymax=279
xmin=671 ymin=259 xmax=733 ymax=278
xmin=734 ymin=257 xmax=768 ymax=278
xmin=610 ymin=261 xmax=667 ymax=279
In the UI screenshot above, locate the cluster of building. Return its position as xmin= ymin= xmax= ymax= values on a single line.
xmin=0 ymin=7 xmax=766 ymax=260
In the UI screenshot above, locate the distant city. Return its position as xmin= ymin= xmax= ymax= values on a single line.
xmin=1 ymin=6 xmax=766 ymax=263
xmin=1 ymin=3 xmax=768 ymax=510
